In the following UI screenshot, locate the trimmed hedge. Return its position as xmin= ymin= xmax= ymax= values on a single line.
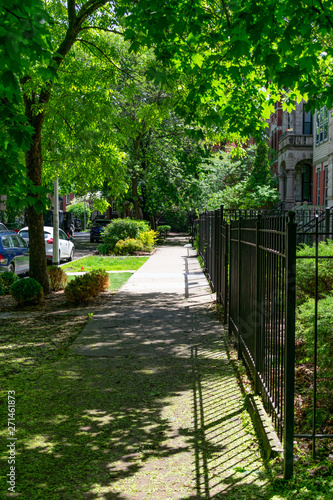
xmin=10 ymin=278 xmax=44 ymax=305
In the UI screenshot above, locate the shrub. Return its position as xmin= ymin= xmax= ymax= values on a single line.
xmin=10 ymin=278 xmax=44 ymax=305
xmin=0 ymin=271 xmax=19 ymax=294
xmin=139 ymin=230 xmax=158 ymax=251
xmin=67 ymin=202 xmax=92 ymax=222
xmin=100 ymin=218 xmax=149 ymax=254
xmin=296 ymin=240 xmax=333 ymax=305
xmin=113 ymin=238 xmax=143 ymax=255
xmin=65 ymin=273 xmax=100 ymax=304
xmin=97 ymin=242 xmax=110 ymax=255
xmin=48 ymin=266 xmax=68 ymax=291
xmin=156 ymin=225 xmax=171 ymax=235
xmin=89 ymin=269 xmax=109 ymax=292
xmin=0 ymin=284 xmax=5 ymax=296
xmin=296 ymin=295 xmax=333 ymax=371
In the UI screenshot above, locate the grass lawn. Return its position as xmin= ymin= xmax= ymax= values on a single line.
xmin=61 ymin=255 xmax=149 ymax=272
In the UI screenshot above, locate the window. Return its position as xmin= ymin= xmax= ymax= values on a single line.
xmin=316 ymin=107 xmax=329 ymax=145
xmin=303 ymin=109 xmax=313 ymax=135
xmin=2 ymin=237 xmax=9 ymax=249
xmin=66 ymin=195 xmax=70 ymax=204
xmin=302 ymin=164 xmax=312 ymax=202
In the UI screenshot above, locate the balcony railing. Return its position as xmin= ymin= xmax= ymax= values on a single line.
xmin=279 ymin=132 xmax=313 ymax=149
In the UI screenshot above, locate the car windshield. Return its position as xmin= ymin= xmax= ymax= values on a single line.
xmin=19 ymin=230 xmax=52 ymax=239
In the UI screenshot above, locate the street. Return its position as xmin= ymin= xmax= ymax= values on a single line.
xmin=72 ymin=231 xmax=98 ymax=260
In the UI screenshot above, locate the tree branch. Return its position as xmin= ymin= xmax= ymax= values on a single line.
xmin=80 ymin=26 xmax=123 ymax=36
xmin=76 ymin=38 xmax=129 ymax=75
xmin=68 ymin=0 xmax=77 ymax=25
xmin=76 ymin=0 xmax=110 ymax=26
xmin=2 ymin=6 xmax=25 ymax=21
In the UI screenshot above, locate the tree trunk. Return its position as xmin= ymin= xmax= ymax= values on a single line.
xmin=25 ymin=116 xmax=50 ymax=293
xmin=20 ymin=1 xmax=111 ymax=291
xmin=132 ymin=174 xmax=142 ymax=219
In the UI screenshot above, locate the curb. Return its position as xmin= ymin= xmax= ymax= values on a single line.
xmin=245 ymin=393 xmax=283 ymax=459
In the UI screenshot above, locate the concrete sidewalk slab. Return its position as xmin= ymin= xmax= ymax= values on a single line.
xmin=67 ymin=241 xmax=267 ymax=498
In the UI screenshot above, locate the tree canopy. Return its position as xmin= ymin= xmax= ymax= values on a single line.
xmin=119 ymin=0 xmax=333 ymax=133
xmin=3 ymin=0 xmax=331 ymax=289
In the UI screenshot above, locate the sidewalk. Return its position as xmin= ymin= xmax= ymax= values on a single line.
xmin=68 ymin=239 xmax=268 ymax=499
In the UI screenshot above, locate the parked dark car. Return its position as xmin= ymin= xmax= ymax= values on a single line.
xmin=90 ymin=219 xmax=111 ymax=242
xmin=0 ymin=231 xmax=29 ymax=275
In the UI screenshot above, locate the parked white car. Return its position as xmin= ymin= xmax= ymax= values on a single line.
xmin=19 ymin=226 xmax=75 ymax=263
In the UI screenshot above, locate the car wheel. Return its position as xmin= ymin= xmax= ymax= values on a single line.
xmin=9 ymin=263 xmax=15 ymax=274
xmin=68 ymin=248 xmax=74 ymax=261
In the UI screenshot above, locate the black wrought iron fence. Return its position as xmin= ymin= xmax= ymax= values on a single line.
xmin=228 ymin=214 xmax=296 ymax=479
xmin=197 ymin=206 xmax=333 ymax=480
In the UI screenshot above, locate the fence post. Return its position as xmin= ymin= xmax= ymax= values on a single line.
xmin=216 ymin=207 xmax=221 ymax=303
xmin=254 ymin=214 xmax=262 ymax=394
xmin=284 ymin=212 xmax=297 ymax=480
xmin=224 ymin=222 xmax=229 ymax=325
xmin=237 ymin=217 xmax=242 ymax=359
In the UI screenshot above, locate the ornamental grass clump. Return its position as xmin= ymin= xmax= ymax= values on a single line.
xmin=10 ymin=278 xmax=44 ymax=306
xmin=48 ymin=266 xmax=68 ymax=291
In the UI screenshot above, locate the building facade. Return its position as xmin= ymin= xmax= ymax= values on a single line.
xmin=276 ymin=100 xmax=313 ymax=208
xmin=312 ymin=106 xmax=333 ymax=207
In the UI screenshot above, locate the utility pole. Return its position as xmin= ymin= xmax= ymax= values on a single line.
xmin=53 ymin=179 xmax=60 ymax=266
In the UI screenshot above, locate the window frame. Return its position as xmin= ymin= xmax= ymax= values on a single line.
xmin=315 ymin=107 xmax=329 ymax=145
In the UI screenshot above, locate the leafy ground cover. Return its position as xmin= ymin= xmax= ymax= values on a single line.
xmin=61 ymin=255 xmax=149 ymax=272
xmin=0 ymin=290 xmax=112 ymax=387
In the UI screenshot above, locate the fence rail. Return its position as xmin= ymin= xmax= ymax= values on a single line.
xmin=196 ymin=206 xmax=333 ymax=480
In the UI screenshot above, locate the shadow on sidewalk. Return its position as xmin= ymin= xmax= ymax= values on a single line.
xmin=1 ymin=293 xmax=271 ymax=499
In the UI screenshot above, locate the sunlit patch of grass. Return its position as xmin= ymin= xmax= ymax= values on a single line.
xmin=62 ymin=255 xmax=148 ymax=272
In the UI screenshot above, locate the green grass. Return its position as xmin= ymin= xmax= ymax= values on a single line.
xmin=61 ymin=255 xmax=148 ymax=272
xmin=66 ymin=272 xmax=133 ymax=291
